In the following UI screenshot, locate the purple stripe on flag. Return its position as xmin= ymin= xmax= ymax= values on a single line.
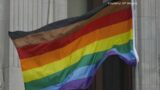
xmin=60 ymin=77 xmax=93 ymax=90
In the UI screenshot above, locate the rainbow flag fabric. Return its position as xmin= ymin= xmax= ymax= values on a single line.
xmin=9 ymin=0 xmax=138 ymax=90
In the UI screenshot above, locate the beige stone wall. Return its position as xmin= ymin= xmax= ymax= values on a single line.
xmin=135 ymin=0 xmax=160 ymax=90
xmin=0 ymin=0 xmax=9 ymax=90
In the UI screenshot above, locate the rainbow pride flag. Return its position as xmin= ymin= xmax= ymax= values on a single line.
xmin=9 ymin=0 xmax=138 ymax=89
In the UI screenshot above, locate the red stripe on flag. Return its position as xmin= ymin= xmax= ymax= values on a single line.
xmin=17 ymin=7 xmax=132 ymax=59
